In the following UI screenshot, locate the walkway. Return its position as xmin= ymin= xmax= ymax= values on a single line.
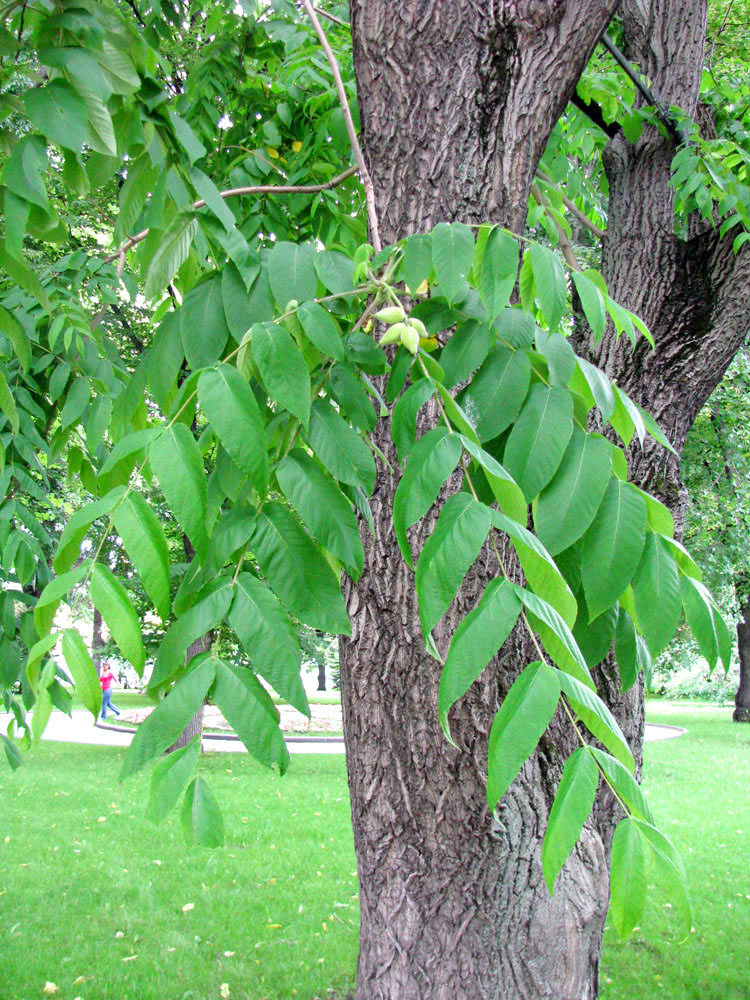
xmin=1 ymin=711 xmax=684 ymax=753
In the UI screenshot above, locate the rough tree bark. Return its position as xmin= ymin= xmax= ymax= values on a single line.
xmin=167 ymin=536 xmax=208 ymax=753
xmin=92 ymin=607 xmax=105 ymax=674
xmin=734 ymin=591 xmax=750 ymax=723
xmin=339 ymin=2 xmax=750 ymax=999
xmin=341 ymin=4 xmax=619 ymax=999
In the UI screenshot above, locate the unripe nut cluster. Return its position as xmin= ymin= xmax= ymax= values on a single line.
xmin=376 ymin=307 xmax=428 ymax=356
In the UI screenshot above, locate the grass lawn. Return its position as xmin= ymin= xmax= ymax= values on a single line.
xmin=600 ymin=701 xmax=750 ymax=1000
xmin=2 ymin=701 xmax=748 ymax=999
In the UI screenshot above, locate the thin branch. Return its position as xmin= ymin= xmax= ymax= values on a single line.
xmin=531 ymin=183 xmax=582 ymax=271
xmin=103 ymin=166 xmax=359 ymax=263
xmin=570 ymin=91 xmax=619 ymax=140
xmin=708 ymin=0 xmax=735 ymax=75
xmin=299 ymin=0 xmax=382 ymax=252
xmin=312 ymin=4 xmax=348 ymax=28
xmin=535 ymin=168 xmax=606 ymax=240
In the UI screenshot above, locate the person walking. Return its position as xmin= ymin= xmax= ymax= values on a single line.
xmin=99 ymin=663 xmax=121 ymax=721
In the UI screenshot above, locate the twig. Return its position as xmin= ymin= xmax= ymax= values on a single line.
xmin=708 ymin=0 xmax=735 ymax=75
xmin=103 ymin=166 xmax=359 ymax=263
xmin=312 ymin=4 xmax=348 ymax=27
xmin=531 ymin=183 xmax=582 ymax=271
xmin=535 ymin=169 xmax=606 ymax=240
xmin=300 ymin=0 xmax=382 ymax=252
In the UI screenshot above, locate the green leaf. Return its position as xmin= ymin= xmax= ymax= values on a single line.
xmin=146 ymin=734 xmax=201 ymax=825
xmin=296 ymin=301 xmax=345 ymax=361
xmin=198 ymin=365 xmax=269 ymax=496
xmin=168 ymin=110 xmax=207 ymax=164
xmin=529 ymin=244 xmax=566 ymax=330
xmin=252 ymin=322 xmax=311 ymax=429
xmin=25 ymin=79 xmax=88 ymax=152
xmin=614 ymin=607 xmax=639 ymax=691
xmin=515 ymin=587 xmax=593 ymax=688
xmin=609 ymin=817 xmax=648 ymax=938
xmin=403 ymin=232 xmax=432 ymax=294
xmin=277 ymin=450 xmax=363 ymax=579
xmin=268 ymin=241 xmax=318 ymax=308
xmin=503 ymin=384 xmax=573 ymax=501
xmin=581 ymin=479 xmax=647 ymax=622
xmin=78 ymin=84 xmax=117 ymax=156
xmin=0 ymin=371 xmax=19 ymax=436
xmin=25 ymin=632 xmax=59 ymax=693
xmin=392 ymin=427 xmax=462 ymax=568
xmin=588 ymin=747 xmax=654 ymax=823
xmin=440 ymin=320 xmax=493 ymax=389
xmin=123 ymin=654 xmax=216 ymax=778
xmin=480 ymin=228 xmax=519 ymax=323
xmin=212 ymin=658 xmax=289 ymax=772
xmin=307 ymin=398 xmax=375 ymax=493
xmin=251 ymin=501 xmax=350 ymax=634
xmin=632 ymin=533 xmax=681 ymax=656
xmin=572 ymin=271 xmax=606 ymax=343
xmin=114 ymin=494 xmax=171 ymax=621
xmin=459 ymin=345 xmax=531 ymax=442
xmin=1 ymin=733 xmax=23 ymax=770
xmin=61 ymin=628 xmax=101 ymax=721
xmin=190 ymin=166 xmax=236 ymax=233
xmin=535 ymin=430 xmax=612 ymax=555
xmin=34 ymin=562 xmax=91 ymax=638
xmin=0 ymin=305 xmax=30 ymax=372
xmin=181 ymin=776 xmax=224 ymax=847
xmin=491 ymin=510 xmax=577 ymax=627
xmin=431 ymin=222 xmax=474 ymax=305
xmin=535 ymin=330 xmax=576 ymax=387
xmin=53 ymin=490 xmax=125 ymax=575
xmin=228 ymin=572 xmax=307 ymax=715
xmin=460 ymin=436 xmax=527 ymax=524
xmin=151 ymin=424 xmax=208 ymax=559
xmin=60 ymin=377 xmax=90 ymax=429
xmin=144 ymin=216 xmax=198 ymax=302
xmin=634 ymin=820 xmax=690 ymax=928
xmin=415 ymin=493 xmax=491 ymax=639
xmin=572 ymin=593 xmax=618 ymax=669
xmin=181 ymin=275 xmax=230 ymax=370
xmin=557 ymin=669 xmax=635 ymax=772
xmin=329 ymin=366 xmax=377 ymax=432
xmin=89 ymin=564 xmax=145 ymax=675
xmin=542 ymin=747 xmax=599 ymax=892
xmin=149 ymin=582 xmax=234 ymax=690
xmin=97 ymin=429 xmax=155 ymax=479
xmin=573 ymin=356 xmax=615 ymax=423
xmin=680 ymin=576 xmax=725 ymax=673
xmin=487 ymin=660 xmax=560 ymax=809
xmin=2 ymin=135 xmax=49 ymax=210
xmin=439 ymin=578 xmax=521 ymax=738
xmin=392 ymin=380 xmax=435 ymax=464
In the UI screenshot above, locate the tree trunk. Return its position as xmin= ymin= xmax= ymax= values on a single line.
xmin=317 ymin=661 xmax=326 ymax=692
xmin=92 ymin=607 xmax=105 ymax=674
xmin=167 ymin=633 xmax=210 ymax=752
xmin=342 ymin=5 xmax=619 ymax=998
xmin=734 ymin=592 xmax=750 ymax=723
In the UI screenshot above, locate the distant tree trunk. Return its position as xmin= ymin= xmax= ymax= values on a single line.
xmin=734 ymin=592 xmax=750 ymax=723
xmin=317 ymin=661 xmax=326 ymax=691
xmin=167 ymin=534 xmax=209 ymax=752
xmin=92 ymin=607 xmax=105 ymax=674
xmin=167 ymin=632 xmax=210 ymax=752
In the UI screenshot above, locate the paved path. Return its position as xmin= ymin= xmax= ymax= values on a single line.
xmin=1 ymin=711 xmax=684 ymax=753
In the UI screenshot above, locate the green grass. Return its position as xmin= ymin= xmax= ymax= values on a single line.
xmin=0 ymin=745 xmax=357 ymax=1000
xmin=3 ymin=703 xmax=748 ymax=999
xmin=600 ymin=701 xmax=750 ymax=999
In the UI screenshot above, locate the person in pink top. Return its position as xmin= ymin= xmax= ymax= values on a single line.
xmin=99 ymin=663 xmax=121 ymax=721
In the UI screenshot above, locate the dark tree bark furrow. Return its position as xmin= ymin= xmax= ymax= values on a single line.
xmin=734 ymin=593 xmax=750 ymax=723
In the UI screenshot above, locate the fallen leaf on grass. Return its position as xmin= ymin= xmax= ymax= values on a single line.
xmin=220 ymin=984 xmax=230 ymax=999
xmin=42 ymin=983 xmax=58 ymax=995
xmin=72 ymin=976 xmax=90 ymax=986
xmin=114 ymin=931 xmax=124 ymax=938
xmin=223 ymin=951 xmax=235 ymax=957
xmin=182 ymin=903 xmax=194 ymax=913
xmin=122 ymin=955 xmax=138 ymax=963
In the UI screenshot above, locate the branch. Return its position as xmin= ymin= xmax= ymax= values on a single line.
xmin=531 ymin=183 xmax=582 ymax=272
xmin=103 ymin=166 xmax=359 ymax=263
xmin=299 ymin=0 xmax=382 ymax=252
xmin=312 ymin=4 xmax=348 ymax=28
xmin=570 ymin=91 xmax=619 ymax=140
xmin=535 ymin=169 xmax=606 ymax=240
